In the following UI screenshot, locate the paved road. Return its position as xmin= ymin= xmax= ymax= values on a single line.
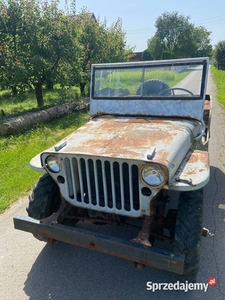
xmin=1 ymin=71 xmax=225 ymax=300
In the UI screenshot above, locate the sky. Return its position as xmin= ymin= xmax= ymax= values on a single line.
xmin=58 ymin=0 xmax=225 ymax=51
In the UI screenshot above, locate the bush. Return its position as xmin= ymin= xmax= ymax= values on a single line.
xmin=57 ymin=87 xmax=80 ymax=103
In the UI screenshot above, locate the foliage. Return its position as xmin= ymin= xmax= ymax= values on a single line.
xmin=147 ymin=34 xmax=164 ymax=60
xmin=57 ymin=87 xmax=80 ymax=103
xmin=213 ymin=40 xmax=225 ymax=70
xmin=147 ymin=12 xmax=212 ymax=59
xmin=1 ymin=0 xmax=83 ymax=106
xmin=0 ymin=1 xmax=132 ymax=106
xmin=211 ymin=66 xmax=225 ymax=106
xmin=162 ymin=51 xmax=175 ymax=59
xmin=0 ymin=0 xmax=82 ymax=107
xmin=76 ymin=10 xmax=133 ymax=94
xmin=0 ymin=110 xmax=88 ymax=213
xmin=192 ymin=26 xmax=212 ymax=57
xmin=141 ymin=49 xmax=153 ymax=61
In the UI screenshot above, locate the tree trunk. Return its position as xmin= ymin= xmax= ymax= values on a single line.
xmin=80 ymin=82 xmax=86 ymax=95
xmin=46 ymin=79 xmax=54 ymax=90
xmin=35 ymin=82 xmax=44 ymax=107
xmin=11 ymin=85 xmax=18 ymax=95
xmin=0 ymin=102 xmax=89 ymax=136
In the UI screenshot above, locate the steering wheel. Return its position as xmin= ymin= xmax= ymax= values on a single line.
xmin=159 ymin=87 xmax=194 ymax=96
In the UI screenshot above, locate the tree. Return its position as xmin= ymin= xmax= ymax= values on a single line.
xmin=102 ymin=17 xmax=133 ymax=63
xmin=0 ymin=0 xmax=26 ymax=94
xmin=141 ymin=49 xmax=153 ymax=61
xmin=0 ymin=0 xmax=82 ymax=107
xmin=76 ymin=10 xmax=133 ymax=94
xmin=0 ymin=0 xmax=133 ymax=105
xmin=190 ymin=26 xmax=212 ymax=57
xmin=213 ymin=40 xmax=225 ymax=69
xmin=147 ymin=12 xmax=212 ymax=59
xmin=147 ymin=35 xmax=163 ymax=60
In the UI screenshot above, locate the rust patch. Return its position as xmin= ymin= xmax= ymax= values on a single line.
xmin=169 ymin=149 xmax=209 ymax=188
xmin=186 ymin=150 xmax=209 ymax=166
xmin=204 ymin=100 xmax=212 ymax=111
xmin=47 ymin=116 xmax=194 ymax=166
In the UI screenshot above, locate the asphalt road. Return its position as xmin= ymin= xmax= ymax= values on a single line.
xmin=1 ymin=70 xmax=225 ymax=300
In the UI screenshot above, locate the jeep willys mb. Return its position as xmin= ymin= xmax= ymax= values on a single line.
xmin=14 ymin=57 xmax=211 ymax=281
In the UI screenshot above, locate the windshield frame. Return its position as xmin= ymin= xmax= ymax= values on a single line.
xmin=91 ymin=58 xmax=208 ymax=101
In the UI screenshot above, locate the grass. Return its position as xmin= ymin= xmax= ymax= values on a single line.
xmin=0 ymin=86 xmax=80 ymax=120
xmin=210 ymin=66 xmax=225 ymax=106
xmin=0 ymin=110 xmax=89 ymax=214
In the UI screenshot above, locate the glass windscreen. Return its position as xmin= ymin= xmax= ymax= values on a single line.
xmin=93 ymin=62 xmax=205 ymax=99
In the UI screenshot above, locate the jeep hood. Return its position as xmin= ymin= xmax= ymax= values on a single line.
xmin=43 ymin=116 xmax=201 ymax=179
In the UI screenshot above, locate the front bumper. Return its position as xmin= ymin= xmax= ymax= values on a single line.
xmin=13 ymin=214 xmax=184 ymax=274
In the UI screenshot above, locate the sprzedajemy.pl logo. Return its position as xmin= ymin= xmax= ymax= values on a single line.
xmin=146 ymin=277 xmax=217 ymax=293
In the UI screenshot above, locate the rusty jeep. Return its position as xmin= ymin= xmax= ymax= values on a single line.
xmin=14 ymin=57 xmax=211 ymax=281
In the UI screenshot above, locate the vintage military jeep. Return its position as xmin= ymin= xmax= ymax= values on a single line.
xmin=14 ymin=57 xmax=211 ymax=281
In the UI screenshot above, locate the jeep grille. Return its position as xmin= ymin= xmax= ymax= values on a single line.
xmin=64 ymin=157 xmax=140 ymax=217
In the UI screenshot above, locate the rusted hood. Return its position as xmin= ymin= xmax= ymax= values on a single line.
xmin=47 ymin=116 xmax=200 ymax=177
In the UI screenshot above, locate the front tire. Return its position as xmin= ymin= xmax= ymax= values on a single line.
xmin=27 ymin=173 xmax=61 ymax=220
xmin=174 ymin=188 xmax=203 ymax=282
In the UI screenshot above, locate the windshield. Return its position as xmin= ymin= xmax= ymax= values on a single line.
xmin=92 ymin=60 xmax=207 ymax=100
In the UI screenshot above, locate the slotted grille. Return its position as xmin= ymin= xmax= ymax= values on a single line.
xmin=64 ymin=157 xmax=140 ymax=216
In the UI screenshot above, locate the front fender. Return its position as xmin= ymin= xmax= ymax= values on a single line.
xmin=165 ymin=150 xmax=209 ymax=191
xmin=30 ymin=153 xmax=46 ymax=173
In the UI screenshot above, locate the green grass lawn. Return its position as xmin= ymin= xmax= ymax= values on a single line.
xmin=0 ymin=85 xmax=86 ymax=213
xmin=211 ymin=66 xmax=225 ymax=106
xmin=0 ymin=110 xmax=88 ymax=214
xmin=0 ymin=86 xmax=80 ymax=120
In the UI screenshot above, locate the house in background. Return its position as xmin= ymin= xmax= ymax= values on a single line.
xmin=72 ymin=12 xmax=97 ymax=22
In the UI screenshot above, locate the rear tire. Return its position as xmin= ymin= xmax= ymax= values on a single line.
xmin=27 ymin=174 xmax=61 ymax=220
xmin=174 ymin=188 xmax=203 ymax=282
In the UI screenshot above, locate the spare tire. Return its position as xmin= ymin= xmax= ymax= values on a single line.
xmin=136 ymin=79 xmax=170 ymax=96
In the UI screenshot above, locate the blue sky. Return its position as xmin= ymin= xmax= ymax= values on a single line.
xmin=58 ymin=0 xmax=225 ymax=51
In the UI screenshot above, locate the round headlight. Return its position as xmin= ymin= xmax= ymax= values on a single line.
xmin=45 ymin=155 xmax=62 ymax=173
xmin=142 ymin=165 xmax=165 ymax=186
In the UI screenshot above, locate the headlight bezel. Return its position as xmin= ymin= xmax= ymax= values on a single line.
xmin=141 ymin=164 xmax=167 ymax=187
xmin=45 ymin=155 xmax=62 ymax=173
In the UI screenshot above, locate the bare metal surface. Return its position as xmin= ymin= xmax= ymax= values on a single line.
xmin=90 ymin=98 xmax=205 ymax=121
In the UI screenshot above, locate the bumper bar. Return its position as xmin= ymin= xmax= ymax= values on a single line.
xmin=13 ymin=215 xmax=184 ymax=274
